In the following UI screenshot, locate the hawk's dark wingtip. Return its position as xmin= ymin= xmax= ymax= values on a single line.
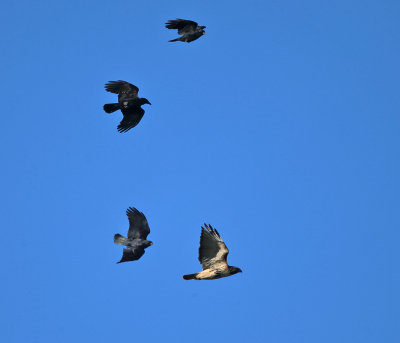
xmin=202 ymin=223 xmax=221 ymax=239
xmin=126 ymin=207 xmax=141 ymax=217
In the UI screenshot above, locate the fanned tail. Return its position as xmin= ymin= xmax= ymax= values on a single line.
xmin=114 ymin=234 xmax=128 ymax=245
xmin=103 ymin=103 xmax=120 ymax=113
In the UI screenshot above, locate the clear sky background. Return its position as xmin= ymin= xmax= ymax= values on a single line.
xmin=0 ymin=0 xmax=399 ymax=342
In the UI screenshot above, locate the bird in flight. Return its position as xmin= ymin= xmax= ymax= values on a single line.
xmin=165 ymin=19 xmax=206 ymax=43
xmin=113 ymin=207 xmax=153 ymax=263
xmin=103 ymin=80 xmax=151 ymax=133
xmin=183 ymin=224 xmax=242 ymax=280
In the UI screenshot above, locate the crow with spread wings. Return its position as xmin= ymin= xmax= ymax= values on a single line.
xmin=113 ymin=207 xmax=153 ymax=263
xmin=165 ymin=19 xmax=206 ymax=43
xmin=103 ymin=80 xmax=151 ymax=133
xmin=183 ymin=224 xmax=242 ymax=280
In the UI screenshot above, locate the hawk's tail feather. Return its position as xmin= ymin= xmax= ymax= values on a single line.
xmin=182 ymin=273 xmax=198 ymax=280
xmin=114 ymin=234 xmax=128 ymax=245
xmin=169 ymin=38 xmax=180 ymax=42
xmin=103 ymin=103 xmax=120 ymax=113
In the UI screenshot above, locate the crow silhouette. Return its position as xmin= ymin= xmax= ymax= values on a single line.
xmin=103 ymin=80 xmax=151 ymax=133
xmin=165 ymin=19 xmax=206 ymax=43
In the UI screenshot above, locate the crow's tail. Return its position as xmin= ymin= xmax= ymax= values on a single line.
xmin=103 ymin=103 xmax=120 ymax=113
xmin=182 ymin=273 xmax=198 ymax=280
xmin=168 ymin=38 xmax=180 ymax=42
xmin=114 ymin=234 xmax=128 ymax=245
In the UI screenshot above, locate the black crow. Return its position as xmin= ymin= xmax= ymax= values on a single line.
xmin=103 ymin=80 xmax=151 ymax=133
xmin=183 ymin=224 xmax=242 ymax=280
xmin=114 ymin=207 xmax=153 ymax=263
xmin=165 ymin=19 xmax=206 ymax=43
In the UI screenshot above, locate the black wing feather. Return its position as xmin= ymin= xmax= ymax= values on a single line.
xmin=105 ymin=80 xmax=139 ymax=99
xmin=126 ymin=207 xmax=150 ymax=239
xmin=117 ymin=107 xmax=145 ymax=133
xmin=117 ymin=247 xmax=145 ymax=263
xmin=165 ymin=19 xmax=198 ymax=34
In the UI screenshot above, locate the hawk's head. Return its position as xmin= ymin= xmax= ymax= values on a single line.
xmin=144 ymin=240 xmax=153 ymax=248
xmin=229 ymin=266 xmax=242 ymax=275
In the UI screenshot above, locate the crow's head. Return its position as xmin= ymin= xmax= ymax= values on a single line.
xmin=139 ymin=98 xmax=152 ymax=106
xmin=229 ymin=266 xmax=242 ymax=275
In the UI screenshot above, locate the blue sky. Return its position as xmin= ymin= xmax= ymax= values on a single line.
xmin=1 ymin=0 xmax=399 ymax=342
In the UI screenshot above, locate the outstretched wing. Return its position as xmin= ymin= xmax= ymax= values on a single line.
xmin=198 ymin=224 xmax=229 ymax=270
xmin=117 ymin=246 xmax=145 ymax=263
xmin=126 ymin=207 xmax=150 ymax=240
xmin=105 ymin=80 xmax=139 ymax=100
xmin=117 ymin=107 xmax=145 ymax=133
xmin=165 ymin=19 xmax=198 ymax=34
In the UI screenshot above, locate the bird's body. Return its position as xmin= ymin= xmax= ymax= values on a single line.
xmin=165 ymin=19 xmax=206 ymax=43
xmin=113 ymin=207 xmax=153 ymax=263
xmin=103 ymin=80 xmax=151 ymax=133
xmin=184 ymin=266 xmax=236 ymax=280
xmin=183 ymin=224 xmax=242 ymax=280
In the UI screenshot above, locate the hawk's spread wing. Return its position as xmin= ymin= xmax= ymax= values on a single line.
xmin=118 ymin=107 xmax=145 ymax=133
xmin=105 ymin=80 xmax=139 ymax=100
xmin=117 ymin=246 xmax=145 ymax=263
xmin=165 ymin=19 xmax=198 ymax=34
xmin=198 ymin=224 xmax=229 ymax=270
xmin=126 ymin=207 xmax=150 ymax=240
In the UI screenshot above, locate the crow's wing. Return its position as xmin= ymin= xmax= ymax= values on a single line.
xmin=198 ymin=224 xmax=229 ymax=270
xmin=117 ymin=107 xmax=145 ymax=133
xmin=117 ymin=246 xmax=145 ymax=263
xmin=165 ymin=19 xmax=198 ymax=34
xmin=126 ymin=207 xmax=150 ymax=240
xmin=105 ymin=80 xmax=139 ymax=100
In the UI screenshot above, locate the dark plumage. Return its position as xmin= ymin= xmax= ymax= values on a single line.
xmin=182 ymin=224 xmax=242 ymax=280
xmin=165 ymin=19 xmax=206 ymax=43
xmin=113 ymin=207 xmax=153 ymax=263
xmin=103 ymin=80 xmax=151 ymax=133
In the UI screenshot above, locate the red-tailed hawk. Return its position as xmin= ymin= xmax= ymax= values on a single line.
xmin=183 ymin=224 xmax=242 ymax=280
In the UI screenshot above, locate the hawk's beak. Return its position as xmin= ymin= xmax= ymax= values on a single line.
xmin=150 ymin=242 xmax=154 ymax=245
xmin=203 ymin=32 xmax=206 ymax=35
